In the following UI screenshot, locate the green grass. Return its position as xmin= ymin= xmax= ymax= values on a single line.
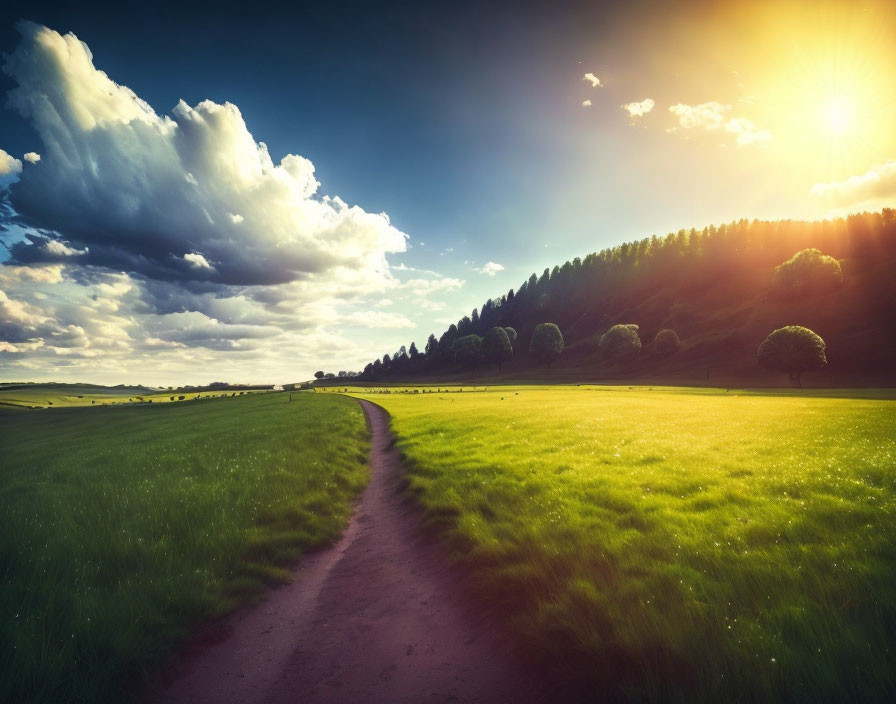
xmin=346 ymin=385 xmax=896 ymax=702
xmin=0 ymin=384 xmax=266 ymax=409
xmin=0 ymin=392 xmax=369 ymax=703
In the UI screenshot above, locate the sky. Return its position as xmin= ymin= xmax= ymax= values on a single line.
xmin=1 ymin=0 xmax=894 ymax=385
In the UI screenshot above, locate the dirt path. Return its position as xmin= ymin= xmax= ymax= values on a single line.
xmin=149 ymin=398 xmax=552 ymax=704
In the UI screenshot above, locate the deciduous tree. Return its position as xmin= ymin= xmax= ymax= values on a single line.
xmin=529 ymin=323 xmax=564 ymax=366
xmin=652 ymin=329 xmax=680 ymax=356
xmin=454 ymin=334 xmax=483 ymax=373
xmin=599 ymin=324 xmax=641 ymax=362
xmin=482 ymin=326 xmax=513 ymax=371
xmin=757 ymin=325 xmax=827 ymax=387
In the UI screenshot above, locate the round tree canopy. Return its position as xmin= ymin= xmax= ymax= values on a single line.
xmin=482 ymin=326 xmax=513 ymax=366
xmin=757 ymin=325 xmax=827 ymax=382
xmin=653 ymin=329 xmax=680 ymax=356
xmin=599 ymin=324 xmax=641 ymax=361
xmin=529 ymin=323 xmax=564 ymax=364
xmin=454 ymin=334 xmax=483 ymax=366
xmin=771 ymin=248 xmax=842 ymax=297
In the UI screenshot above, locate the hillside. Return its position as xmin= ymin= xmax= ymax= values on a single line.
xmin=351 ymin=209 xmax=896 ymax=386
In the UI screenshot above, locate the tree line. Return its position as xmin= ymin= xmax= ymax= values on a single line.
xmin=321 ymin=209 xmax=893 ymax=383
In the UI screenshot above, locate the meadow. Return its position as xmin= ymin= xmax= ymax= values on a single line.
xmin=345 ymin=385 xmax=896 ymax=702
xmin=0 ymin=392 xmax=369 ymax=704
xmin=0 ymin=383 xmax=266 ymax=409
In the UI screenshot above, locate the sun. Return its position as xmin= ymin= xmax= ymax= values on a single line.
xmin=823 ymin=97 xmax=853 ymax=136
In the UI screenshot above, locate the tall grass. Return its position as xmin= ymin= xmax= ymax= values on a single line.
xmin=0 ymin=392 xmax=369 ymax=703
xmin=354 ymin=385 xmax=896 ymax=702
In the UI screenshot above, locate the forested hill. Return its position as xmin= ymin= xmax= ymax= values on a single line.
xmin=347 ymin=209 xmax=896 ymax=386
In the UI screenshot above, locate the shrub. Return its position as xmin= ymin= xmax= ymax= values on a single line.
xmin=771 ymin=248 xmax=842 ymax=298
xmin=529 ymin=323 xmax=564 ymax=366
xmin=599 ymin=324 xmax=641 ymax=362
xmin=652 ymin=328 xmax=680 ymax=356
xmin=503 ymin=327 xmax=518 ymax=343
xmin=757 ymin=325 xmax=827 ymax=387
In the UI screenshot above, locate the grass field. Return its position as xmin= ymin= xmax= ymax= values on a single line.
xmin=345 ymin=385 xmax=896 ymax=702
xmin=0 ymin=384 xmax=267 ymax=409
xmin=0 ymin=392 xmax=369 ymax=704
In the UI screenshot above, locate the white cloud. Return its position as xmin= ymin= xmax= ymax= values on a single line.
xmin=668 ymin=101 xmax=771 ymax=146
xmin=0 ymin=22 xmax=432 ymax=382
xmin=144 ymin=336 xmax=186 ymax=349
xmin=0 ymin=149 xmax=22 ymax=188
xmin=622 ymin=98 xmax=655 ymax=118
xmin=476 ymin=261 xmax=504 ymax=276
xmin=183 ymin=252 xmax=214 ymax=270
xmin=0 ymin=288 xmax=49 ymax=326
xmin=3 ymin=22 xmax=407 ymax=287
xmin=810 ymin=161 xmax=896 ymax=212
xmin=582 ymin=99 xmax=592 ymax=107
xmin=44 ymin=240 xmax=87 ymax=257
xmin=341 ymin=311 xmax=415 ymax=329
xmin=23 ymin=152 xmax=40 ymax=164
xmin=0 ymin=265 xmax=64 ymax=284
xmin=583 ymin=72 xmax=601 ymax=88
xmin=723 ymin=116 xmax=772 ymax=145
xmin=1 ymin=23 xmax=538 ymax=383
xmin=669 ymin=101 xmax=728 ymax=130
xmin=400 ymin=277 xmax=465 ymax=297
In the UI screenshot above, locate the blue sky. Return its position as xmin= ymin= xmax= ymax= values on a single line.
xmin=1 ymin=0 xmax=894 ymax=383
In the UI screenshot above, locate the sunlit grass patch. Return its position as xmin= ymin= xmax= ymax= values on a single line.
xmin=0 ymin=392 xmax=368 ymax=704
xmin=348 ymin=385 xmax=896 ymax=702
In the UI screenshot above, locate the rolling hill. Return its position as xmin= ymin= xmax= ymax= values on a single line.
xmin=353 ymin=209 xmax=896 ymax=386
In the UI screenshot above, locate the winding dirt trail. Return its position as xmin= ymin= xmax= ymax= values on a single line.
xmin=149 ymin=398 xmax=552 ymax=704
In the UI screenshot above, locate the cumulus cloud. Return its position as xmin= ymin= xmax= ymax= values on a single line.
xmin=0 ymin=288 xmax=49 ymax=327
xmin=0 ymin=149 xmax=22 ymax=189
xmin=810 ymin=161 xmax=896 ymax=211
xmin=183 ymin=252 xmax=214 ymax=270
xmin=0 ymin=264 xmax=63 ymax=284
xmin=581 ymin=100 xmax=592 ymax=107
xmin=622 ymin=98 xmax=655 ymax=118
xmin=476 ymin=261 xmax=504 ymax=276
xmin=44 ymin=239 xmax=87 ymax=257
xmin=2 ymin=22 xmax=407 ymax=286
xmin=583 ymin=72 xmax=601 ymax=88
xmin=668 ymin=101 xmax=771 ymax=145
xmin=669 ymin=101 xmax=728 ymax=130
xmin=0 ymin=22 xmax=442 ymax=382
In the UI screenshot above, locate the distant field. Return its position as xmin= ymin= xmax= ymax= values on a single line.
xmin=0 ymin=384 xmax=267 ymax=409
xmin=0 ymin=392 xmax=369 ymax=704
xmin=343 ymin=385 xmax=896 ymax=702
